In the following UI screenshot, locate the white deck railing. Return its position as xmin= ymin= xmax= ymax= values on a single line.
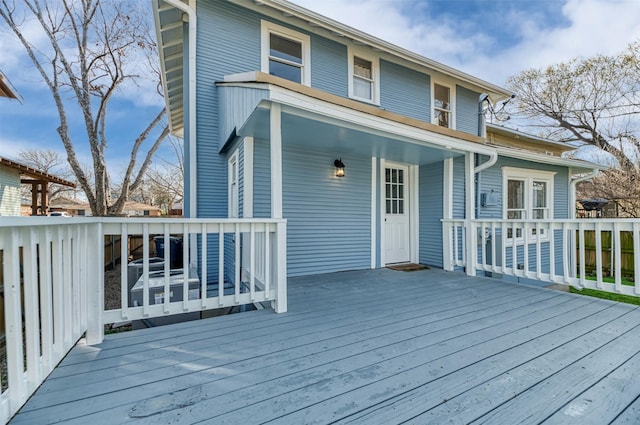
xmin=444 ymin=219 xmax=640 ymax=296
xmin=0 ymin=217 xmax=287 ymax=424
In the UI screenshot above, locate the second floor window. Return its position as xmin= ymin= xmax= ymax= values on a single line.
xmin=262 ymin=21 xmax=310 ymax=86
xmin=353 ymin=56 xmax=373 ymax=100
xmin=434 ymin=83 xmax=451 ymax=128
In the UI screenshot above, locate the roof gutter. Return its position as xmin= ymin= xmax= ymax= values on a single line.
xmin=569 ymin=169 xmax=600 ymax=219
xmin=158 ymin=0 xmax=197 ymax=218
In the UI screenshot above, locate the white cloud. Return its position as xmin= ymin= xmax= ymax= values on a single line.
xmin=290 ymin=0 xmax=640 ymax=86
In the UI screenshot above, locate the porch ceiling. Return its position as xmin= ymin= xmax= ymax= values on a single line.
xmin=238 ymin=101 xmax=464 ymax=165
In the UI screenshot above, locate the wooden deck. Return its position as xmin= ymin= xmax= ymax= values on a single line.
xmin=11 ymin=268 xmax=640 ymax=424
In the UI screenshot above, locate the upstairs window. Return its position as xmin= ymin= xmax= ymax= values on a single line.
xmin=261 ymin=21 xmax=310 ymax=86
xmin=349 ymin=51 xmax=379 ymax=104
xmin=433 ymin=83 xmax=451 ymax=128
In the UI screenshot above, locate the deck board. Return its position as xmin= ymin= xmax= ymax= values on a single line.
xmin=10 ymin=268 xmax=640 ymax=424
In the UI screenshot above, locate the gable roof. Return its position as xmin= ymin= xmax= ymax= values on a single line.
xmin=153 ymin=0 xmax=513 ymax=136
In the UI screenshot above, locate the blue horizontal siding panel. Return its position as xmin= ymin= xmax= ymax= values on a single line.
xmin=283 ymin=146 xmax=371 ymax=277
xmin=456 ymin=85 xmax=480 ymax=135
xmin=311 ymin=36 xmax=348 ymax=97
xmin=253 ymin=138 xmax=271 ymax=218
xmin=218 ymin=86 xmax=269 ymax=150
xmin=419 ymin=161 xmax=444 ymax=268
xmin=380 ymin=60 xmax=430 ymax=121
xmin=452 ymin=156 xmax=466 ymax=219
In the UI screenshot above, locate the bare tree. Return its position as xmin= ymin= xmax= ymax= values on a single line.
xmin=144 ymin=136 xmax=184 ymax=214
xmin=0 ymin=0 xmax=169 ymax=216
xmin=507 ymin=41 xmax=640 ymax=165
xmin=507 ymin=41 xmax=640 ymax=216
xmin=17 ymin=148 xmax=77 ymax=199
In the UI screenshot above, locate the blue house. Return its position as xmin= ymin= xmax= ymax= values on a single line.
xmin=153 ymin=0 xmax=603 ymax=282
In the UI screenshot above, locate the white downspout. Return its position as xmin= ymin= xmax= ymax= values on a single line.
xmin=569 ymin=169 xmax=599 ymax=219
xmin=474 ymin=151 xmax=498 ymax=174
xmin=161 ymin=0 xmax=197 ymax=218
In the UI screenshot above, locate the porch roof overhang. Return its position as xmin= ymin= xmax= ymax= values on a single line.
xmin=493 ymin=146 xmax=609 ymax=174
xmin=219 ymin=73 xmax=497 ymax=165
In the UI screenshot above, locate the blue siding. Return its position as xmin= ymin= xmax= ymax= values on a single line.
xmin=218 ymin=86 xmax=269 ymax=150
xmin=253 ymin=138 xmax=271 ymax=218
xmin=456 ymin=85 xmax=480 ymax=135
xmin=311 ymin=36 xmax=348 ymax=97
xmin=452 ymin=156 xmax=466 ymax=219
xmin=419 ymin=161 xmax=444 ymax=267
xmin=380 ymin=60 xmax=430 ymax=121
xmin=283 ymin=146 xmax=371 ymax=277
xmin=476 ymin=156 xmax=570 ymax=220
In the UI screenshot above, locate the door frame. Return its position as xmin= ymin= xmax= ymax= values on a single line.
xmin=379 ymin=159 xmax=419 ymax=266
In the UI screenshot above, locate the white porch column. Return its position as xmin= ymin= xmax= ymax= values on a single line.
xmin=465 ymin=153 xmax=476 ymax=276
xmin=442 ymin=158 xmax=454 ymax=271
xmin=270 ymin=104 xmax=283 ymax=218
xmin=243 ymin=137 xmax=254 ymax=218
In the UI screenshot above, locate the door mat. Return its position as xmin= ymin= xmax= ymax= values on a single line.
xmin=386 ymin=263 xmax=430 ymax=272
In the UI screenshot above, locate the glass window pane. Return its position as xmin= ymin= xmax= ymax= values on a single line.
xmin=398 ymin=169 xmax=404 ymax=184
xmin=392 ymin=184 xmax=397 ymax=198
xmin=385 ymin=168 xmax=391 ymax=183
xmin=353 ymin=57 xmax=372 ymax=79
xmin=386 ymin=200 xmax=391 ymax=214
xmin=507 ymin=180 xmax=524 ymax=209
xmin=533 ymin=209 xmax=546 ymax=219
xmin=269 ymin=59 xmax=301 ymax=83
xmin=507 ymin=210 xmax=522 ymax=219
xmin=398 ymin=184 xmax=404 ymax=199
xmin=435 ymin=110 xmax=449 ymax=128
xmin=533 ymin=181 xmax=547 ymax=208
xmin=434 ymin=84 xmax=450 ymax=110
xmin=270 ymin=33 xmax=302 ymax=64
xmin=391 ymin=169 xmax=397 ymax=183
xmin=353 ymin=77 xmax=372 ymax=99
xmin=393 ymin=200 xmax=398 ymax=214
xmin=386 ymin=184 xmax=391 ymax=199
xmin=398 ymin=200 xmax=404 ymax=214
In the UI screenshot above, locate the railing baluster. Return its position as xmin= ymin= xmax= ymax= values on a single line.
xmin=265 ymin=224 xmax=271 ymax=298
xmin=5 ymin=228 xmax=25 ymax=411
xmin=595 ymin=222 xmax=603 ymax=289
xmin=579 ymin=222 xmax=586 ymax=288
xmin=120 ymin=223 xmax=129 ymax=320
xmin=250 ymin=223 xmax=255 ymax=302
xmin=183 ymin=223 xmax=189 ymax=311
xmin=523 ymin=221 xmax=530 ymax=277
xmin=62 ymin=226 xmax=73 ymax=348
xmin=549 ymin=222 xmax=555 ymax=281
xmin=511 ymin=221 xmax=517 ymax=276
xmin=39 ymin=226 xmax=53 ymax=372
xmin=218 ymin=224 xmax=224 ymax=307
xmin=634 ymin=222 xmax=640 ymax=295
xmin=142 ymin=223 xmax=150 ymax=317
xmin=234 ymin=223 xmax=240 ymax=305
xmin=614 ymin=222 xmax=622 ymax=293
xmin=491 ymin=222 xmax=497 ymax=274
xmin=535 ymin=221 xmax=541 ymax=279
xmin=201 ymin=223 xmax=208 ymax=309
xmin=562 ymin=222 xmax=570 ymax=284
xmin=23 ymin=228 xmax=41 ymax=389
xmin=163 ymin=225 xmax=170 ymax=314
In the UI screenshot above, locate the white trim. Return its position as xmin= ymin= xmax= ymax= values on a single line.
xmin=381 ymin=160 xmax=413 ymax=265
xmin=348 ymin=46 xmax=380 ymax=105
xmin=259 ymin=85 xmax=497 ymax=157
xmin=243 ymin=137 xmax=254 ymax=218
xmin=411 ymin=164 xmax=419 ymax=263
xmin=465 ymin=153 xmax=475 ymax=276
xmin=228 ymin=150 xmax=239 ymax=218
xmin=443 ymin=158 xmax=453 ymax=220
xmin=371 ymin=157 xmax=377 ymax=269
xmin=379 ymin=158 xmax=386 ymax=266
xmin=495 ymin=146 xmax=606 ymax=171
xmin=569 ymin=169 xmax=599 ymax=219
xmin=261 ymin=20 xmax=311 ymax=86
xmin=431 ymin=80 xmax=456 ymax=130
xmin=270 ymin=103 xmax=283 ymax=218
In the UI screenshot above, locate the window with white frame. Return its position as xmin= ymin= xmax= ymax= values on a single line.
xmin=433 ymin=83 xmax=452 ymax=128
xmin=349 ymin=50 xmax=379 ymax=104
xmin=261 ymin=21 xmax=310 ymax=85
xmin=503 ymin=167 xmax=556 ymax=239
xmin=228 ymin=152 xmax=239 ymax=218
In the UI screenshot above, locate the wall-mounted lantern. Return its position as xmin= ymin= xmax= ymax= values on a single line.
xmin=334 ymin=158 xmax=345 ymax=177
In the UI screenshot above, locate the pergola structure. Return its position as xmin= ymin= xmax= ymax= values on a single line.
xmin=0 ymin=157 xmax=76 ymax=216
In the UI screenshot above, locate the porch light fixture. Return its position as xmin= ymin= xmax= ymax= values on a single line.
xmin=334 ymin=158 xmax=345 ymax=177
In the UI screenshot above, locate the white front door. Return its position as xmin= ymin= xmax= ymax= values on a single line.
xmin=384 ymin=164 xmax=410 ymax=264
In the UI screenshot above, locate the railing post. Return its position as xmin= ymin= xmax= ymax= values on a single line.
xmin=86 ymin=222 xmax=104 ymax=345
xmin=442 ymin=221 xmax=453 ymax=271
xmin=465 ymin=220 xmax=476 ymax=276
xmin=273 ymin=220 xmax=287 ymax=313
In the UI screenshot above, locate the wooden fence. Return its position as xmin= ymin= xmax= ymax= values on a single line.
xmin=578 ymin=230 xmax=635 ymax=280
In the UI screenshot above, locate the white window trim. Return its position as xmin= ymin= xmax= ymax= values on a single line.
xmin=348 ymin=46 xmax=380 ymax=105
xmin=228 ymin=151 xmax=239 ymax=218
xmin=431 ymin=80 xmax=456 ymax=129
xmin=502 ymin=167 xmax=556 ymax=241
xmin=261 ymin=20 xmax=311 ymax=86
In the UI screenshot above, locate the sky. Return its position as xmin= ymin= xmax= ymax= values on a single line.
xmin=1 ymin=0 xmax=639 ymax=178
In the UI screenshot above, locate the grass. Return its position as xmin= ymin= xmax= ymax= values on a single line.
xmin=583 ymin=275 xmax=636 ymax=287
xmin=570 ymin=286 xmax=640 ymax=306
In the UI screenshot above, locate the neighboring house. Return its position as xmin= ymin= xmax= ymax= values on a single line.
xmin=0 ymin=157 xmax=76 ymax=216
xmin=0 ymin=70 xmax=22 ymax=102
xmin=153 ymin=0 xmax=603 ymax=280
xmin=49 ymin=199 xmax=162 ymax=217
